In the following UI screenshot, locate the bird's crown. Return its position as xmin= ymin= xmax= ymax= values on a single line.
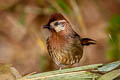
xmin=47 ymin=13 xmax=67 ymax=25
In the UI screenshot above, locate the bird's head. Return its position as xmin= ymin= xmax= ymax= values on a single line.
xmin=43 ymin=13 xmax=71 ymax=33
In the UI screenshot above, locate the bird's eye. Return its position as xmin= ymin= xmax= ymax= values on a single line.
xmin=54 ymin=22 xmax=59 ymax=26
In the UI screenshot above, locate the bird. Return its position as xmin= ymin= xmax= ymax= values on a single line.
xmin=43 ymin=13 xmax=96 ymax=70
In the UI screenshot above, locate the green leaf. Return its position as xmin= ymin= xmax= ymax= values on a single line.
xmin=19 ymin=12 xmax=26 ymax=25
xmin=57 ymin=0 xmax=71 ymax=14
xmin=20 ymin=71 xmax=99 ymax=80
xmin=98 ymin=69 xmax=120 ymax=80
xmin=107 ymin=15 xmax=120 ymax=60
xmin=97 ymin=61 xmax=120 ymax=72
xmin=18 ymin=64 xmax=102 ymax=80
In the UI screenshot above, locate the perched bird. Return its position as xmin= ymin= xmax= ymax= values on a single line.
xmin=43 ymin=13 xmax=96 ymax=69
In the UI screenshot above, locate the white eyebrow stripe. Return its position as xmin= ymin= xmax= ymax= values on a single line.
xmin=58 ymin=20 xmax=66 ymax=23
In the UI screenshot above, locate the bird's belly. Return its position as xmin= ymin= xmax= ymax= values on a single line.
xmin=51 ymin=46 xmax=83 ymax=66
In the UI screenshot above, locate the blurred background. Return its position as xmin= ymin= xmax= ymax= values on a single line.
xmin=0 ymin=0 xmax=120 ymax=75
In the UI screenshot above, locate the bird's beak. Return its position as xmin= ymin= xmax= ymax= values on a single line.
xmin=43 ymin=25 xmax=49 ymax=29
xmin=43 ymin=24 xmax=54 ymax=30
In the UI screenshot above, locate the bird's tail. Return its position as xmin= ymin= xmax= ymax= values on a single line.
xmin=81 ymin=38 xmax=96 ymax=46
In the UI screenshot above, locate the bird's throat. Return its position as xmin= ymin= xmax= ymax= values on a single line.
xmin=49 ymin=33 xmax=68 ymax=49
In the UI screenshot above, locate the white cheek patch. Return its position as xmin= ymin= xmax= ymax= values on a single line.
xmin=55 ymin=25 xmax=65 ymax=32
xmin=53 ymin=20 xmax=66 ymax=32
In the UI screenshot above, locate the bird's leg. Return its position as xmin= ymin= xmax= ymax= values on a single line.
xmin=59 ymin=65 xmax=72 ymax=70
xmin=59 ymin=67 xmax=62 ymax=70
xmin=59 ymin=64 xmax=63 ymax=70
